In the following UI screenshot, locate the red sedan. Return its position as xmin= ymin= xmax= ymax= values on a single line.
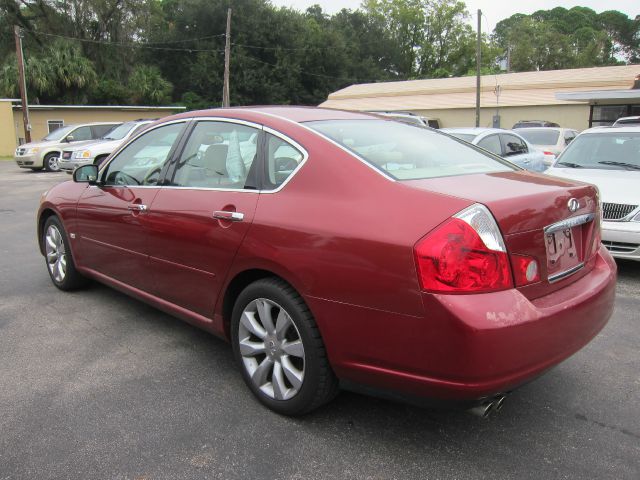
xmin=37 ymin=107 xmax=616 ymax=416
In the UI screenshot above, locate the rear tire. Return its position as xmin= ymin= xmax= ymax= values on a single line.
xmin=231 ymin=278 xmax=338 ymax=415
xmin=44 ymin=153 xmax=61 ymax=172
xmin=42 ymin=216 xmax=88 ymax=290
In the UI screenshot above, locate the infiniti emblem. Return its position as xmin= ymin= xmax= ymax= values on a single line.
xmin=567 ymin=198 xmax=580 ymax=213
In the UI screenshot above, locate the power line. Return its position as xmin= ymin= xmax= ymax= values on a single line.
xmin=31 ymin=31 xmax=226 ymax=53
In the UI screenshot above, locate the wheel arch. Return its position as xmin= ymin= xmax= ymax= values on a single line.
xmin=220 ymin=268 xmax=299 ymax=340
xmin=37 ymin=208 xmax=58 ymax=255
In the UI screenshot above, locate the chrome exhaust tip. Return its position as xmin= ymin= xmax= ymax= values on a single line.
xmin=468 ymin=394 xmax=507 ymax=418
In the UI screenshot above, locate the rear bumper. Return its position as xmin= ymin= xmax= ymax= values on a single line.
xmin=311 ymin=246 xmax=616 ymax=401
xmin=602 ymin=221 xmax=640 ymax=260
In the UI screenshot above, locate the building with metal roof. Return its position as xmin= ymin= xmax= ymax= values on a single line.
xmin=320 ymin=65 xmax=640 ymax=130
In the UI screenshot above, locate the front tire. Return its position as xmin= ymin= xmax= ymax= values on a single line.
xmin=231 ymin=278 xmax=338 ymax=415
xmin=43 ymin=153 xmax=61 ymax=172
xmin=43 ymin=216 xmax=88 ymax=290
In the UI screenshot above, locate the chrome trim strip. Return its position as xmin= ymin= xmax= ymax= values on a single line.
xmin=548 ymin=262 xmax=585 ymax=283
xmin=544 ymin=213 xmax=595 ymax=235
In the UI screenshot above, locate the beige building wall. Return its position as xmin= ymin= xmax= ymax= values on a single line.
xmin=416 ymin=104 xmax=590 ymax=130
xmin=0 ymin=101 xmax=16 ymax=157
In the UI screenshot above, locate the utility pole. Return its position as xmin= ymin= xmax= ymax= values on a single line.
xmin=222 ymin=8 xmax=231 ymax=108
xmin=14 ymin=25 xmax=31 ymax=144
xmin=475 ymin=9 xmax=481 ymax=127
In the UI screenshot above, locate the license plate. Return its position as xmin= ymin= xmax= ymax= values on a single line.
xmin=546 ymin=227 xmax=581 ymax=278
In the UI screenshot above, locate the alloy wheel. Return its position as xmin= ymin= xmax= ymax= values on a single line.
xmin=47 ymin=155 xmax=60 ymax=172
xmin=238 ymin=298 xmax=305 ymax=400
xmin=45 ymin=224 xmax=67 ymax=283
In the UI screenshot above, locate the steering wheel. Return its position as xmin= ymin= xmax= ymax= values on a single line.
xmin=142 ymin=166 xmax=163 ymax=185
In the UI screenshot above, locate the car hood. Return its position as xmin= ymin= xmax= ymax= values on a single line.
xmin=19 ymin=139 xmax=64 ymax=149
xmin=545 ymin=167 xmax=640 ymax=205
xmin=63 ymin=139 xmax=112 ymax=153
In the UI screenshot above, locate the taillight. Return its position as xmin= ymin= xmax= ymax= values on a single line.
xmin=414 ymin=204 xmax=513 ymax=293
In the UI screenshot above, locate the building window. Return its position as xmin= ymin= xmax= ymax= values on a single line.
xmin=590 ymin=105 xmax=635 ymax=127
xmin=47 ymin=120 xmax=64 ymax=133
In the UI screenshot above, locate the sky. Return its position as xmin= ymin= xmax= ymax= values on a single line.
xmin=268 ymin=0 xmax=639 ymax=32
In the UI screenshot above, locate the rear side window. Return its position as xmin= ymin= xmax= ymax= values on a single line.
xmin=306 ymin=120 xmax=514 ymax=180
xmin=501 ymin=134 xmax=528 ymax=156
xmin=264 ymin=133 xmax=304 ymax=189
xmin=170 ymin=121 xmax=260 ymax=189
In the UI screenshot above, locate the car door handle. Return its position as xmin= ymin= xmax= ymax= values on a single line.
xmin=128 ymin=204 xmax=148 ymax=212
xmin=213 ymin=210 xmax=244 ymax=222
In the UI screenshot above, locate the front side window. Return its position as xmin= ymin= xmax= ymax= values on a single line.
xmin=264 ymin=133 xmax=304 ymax=189
xmin=170 ymin=121 xmax=259 ymax=189
xmin=70 ymin=126 xmax=92 ymax=142
xmin=502 ymin=134 xmax=528 ymax=156
xmin=103 ymin=123 xmax=184 ymax=186
xmin=556 ymin=133 xmax=640 ymax=170
xmin=92 ymin=124 xmax=118 ymax=138
xmin=306 ymin=120 xmax=514 ymax=181
xmin=477 ymin=134 xmax=502 ymax=156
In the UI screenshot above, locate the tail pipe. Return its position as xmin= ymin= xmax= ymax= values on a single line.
xmin=468 ymin=393 xmax=508 ymax=418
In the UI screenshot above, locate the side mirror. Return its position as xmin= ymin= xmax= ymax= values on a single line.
xmin=73 ymin=164 xmax=99 ymax=185
xmin=65 ymin=135 xmax=74 ymax=142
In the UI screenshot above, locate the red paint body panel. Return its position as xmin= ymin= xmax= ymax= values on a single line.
xmin=37 ymin=106 xmax=617 ymax=405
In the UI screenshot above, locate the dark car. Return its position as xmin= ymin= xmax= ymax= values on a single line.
xmin=513 ymin=120 xmax=560 ymax=129
xmin=37 ymin=107 xmax=616 ymax=416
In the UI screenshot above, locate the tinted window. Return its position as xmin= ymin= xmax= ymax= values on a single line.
xmin=70 ymin=126 xmax=92 ymax=141
xmin=171 ymin=121 xmax=259 ymax=189
xmin=477 ymin=134 xmax=502 ymax=156
xmin=502 ymin=134 xmax=528 ymax=156
xmin=517 ymin=129 xmax=560 ymax=145
xmin=92 ymin=124 xmax=119 ymax=138
xmin=556 ymin=133 xmax=640 ymax=170
xmin=103 ymin=123 xmax=184 ymax=186
xmin=306 ymin=120 xmax=515 ymax=180
xmin=264 ymin=133 xmax=304 ymax=189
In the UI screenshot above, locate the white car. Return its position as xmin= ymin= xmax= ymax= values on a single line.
xmin=442 ymin=128 xmax=546 ymax=172
xmin=59 ymin=120 xmax=154 ymax=172
xmin=515 ymin=127 xmax=579 ymax=167
xmin=545 ymin=126 xmax=640 ymax=261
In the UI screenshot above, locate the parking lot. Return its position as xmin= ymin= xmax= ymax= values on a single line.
xmin=0 ymin=160 xmax=638 ymax=479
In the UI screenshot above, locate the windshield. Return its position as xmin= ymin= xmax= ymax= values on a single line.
xmin=306 ymin=120 xmax=515 ymax=180
xmin=42 ymin=125 xmax=74 ymax=141
xmin=103 ymin=122 xmax=139 ymax=140
xmin=517 ymin=129 xmax=560 ymax=145
xmin=556 ymin=133 xmax=640 ymax=170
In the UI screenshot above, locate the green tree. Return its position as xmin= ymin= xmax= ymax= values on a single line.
xmin=128 ymin=65 xmax=173 ymax=105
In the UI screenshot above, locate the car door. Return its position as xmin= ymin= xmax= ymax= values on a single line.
xmin=75 ymin=121 xmax=187 ymax=292
xmin=500 ymin=132 xmax=531 ymax=166
xmin=144 ymin=119 xmax=262 ymax=317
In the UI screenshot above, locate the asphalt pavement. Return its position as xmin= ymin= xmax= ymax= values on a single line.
xmin=0 ymin=161 xmax=638 ymax=480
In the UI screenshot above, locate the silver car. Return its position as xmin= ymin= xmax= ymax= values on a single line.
xmin=59 ymin=120 xmax=154 ymax=173
xmin=442 ymin=128 xmax=546 ymax=172
xmin=516 ymin=127 xmax=579 ymax=167
xmin=14 ymin=122 xmax=121 ymax=172
xmin=545 ymin=126 xmax=640 ymax=261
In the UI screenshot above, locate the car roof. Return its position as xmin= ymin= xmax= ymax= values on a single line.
xmin=581 ymin=125 xmax=640 ymax=134
xmin=168 ymin=106 xmax=376 ymax=124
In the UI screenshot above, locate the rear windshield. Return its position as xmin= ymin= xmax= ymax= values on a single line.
xmin=517 ymin=129 xmax=560 ymax=145
xmin=556 ymin=133 xmax=640 ymax=170
xmin=306 ymin=119 xmax=515 ymax=180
